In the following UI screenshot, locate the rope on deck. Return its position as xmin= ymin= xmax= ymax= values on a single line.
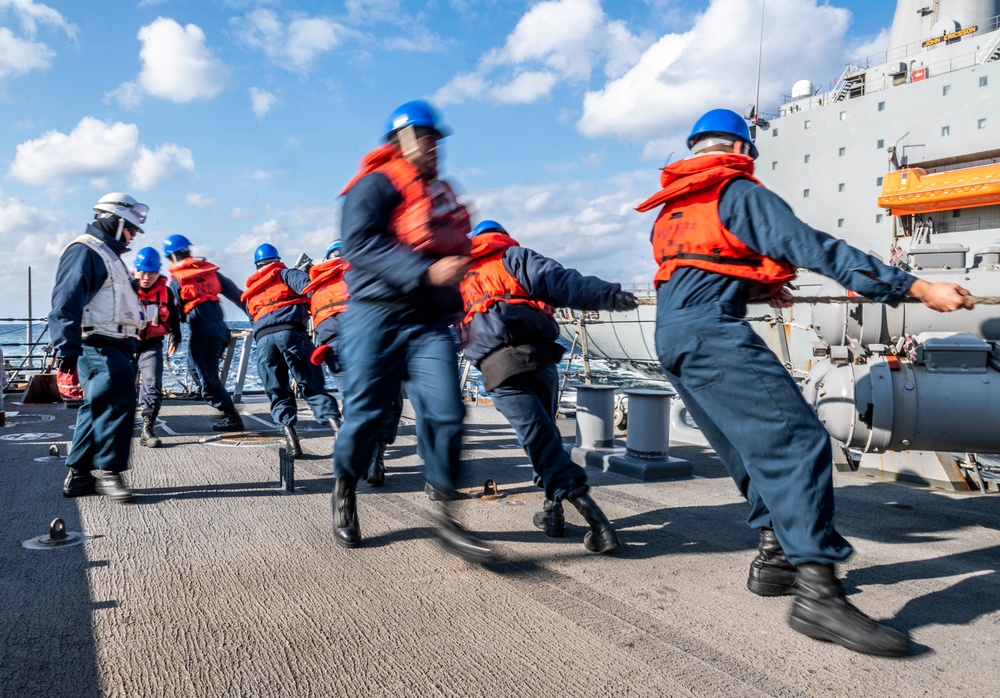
xmin=636 ymin=295 xmax=1000 ymax=306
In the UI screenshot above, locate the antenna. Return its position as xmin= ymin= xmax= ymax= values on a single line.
xmin=753 ymin=0 xmax=765 ymax=126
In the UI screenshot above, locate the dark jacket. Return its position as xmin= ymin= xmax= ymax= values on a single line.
xmin=464 ymin=246 xmax=621 ymax=390
xmin=249 ymin=267 xmax=312 ymax=339
xmin=657 ymin=178 xmax=915 ymax=313
xmin=50 ymin=223 xmax=135 ymax=359
xmin=168 ymin=269 xmax=247 ymax=339
xmin=340 ymin=172 xmax=463 ymax=322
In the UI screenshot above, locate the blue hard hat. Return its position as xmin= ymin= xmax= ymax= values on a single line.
xmin=134 ymin=247 xmax=161 ymax=272
xmin=163 ymin=234 xmax=192 ymax=258
xmin=384 ymin=100 xmax=450 ymax=142
xmin=472 ymin=220 xmax=506 ymax=237
xmin=325 ymin=239 xmax=342 ymax=259
xmin=254 ymin=243 xmax=280 ymax=264
xmin=686 ymin=108 xmax=758 ymax=159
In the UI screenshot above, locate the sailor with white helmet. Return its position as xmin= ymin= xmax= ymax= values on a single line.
xmin=50 ymin=192 xmax=150 ymax=502
xmin=637 ymin=108 xmax=973 ymax=657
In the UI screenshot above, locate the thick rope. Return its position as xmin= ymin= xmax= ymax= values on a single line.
xmin=636 ymin=295 xmax=1000 ymax=306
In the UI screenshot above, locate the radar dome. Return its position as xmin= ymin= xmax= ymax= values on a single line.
xmin=791 ymin=80 xmax=814 ymax=100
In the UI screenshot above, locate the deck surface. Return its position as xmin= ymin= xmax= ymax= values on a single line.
xmin=2 ymin=396 xmax=999 ymax=697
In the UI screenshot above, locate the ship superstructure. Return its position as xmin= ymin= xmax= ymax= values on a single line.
xmin=756 ymin=0 xmax=1000 ymax=259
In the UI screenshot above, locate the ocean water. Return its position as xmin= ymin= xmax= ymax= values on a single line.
xmin=0 ymin=321 xmax=668 ymax=397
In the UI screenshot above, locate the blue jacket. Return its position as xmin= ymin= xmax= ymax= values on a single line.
xmin=340 ymin=172 xmax=462 ymax=321
xmin=314 ymin=314 xmax=341 ymax=347
xmin=49 ymin=224 xmax=135 ymax=359
xmin=168 ymin=269 xmax=247 ymax=340
xmin=249 ymin=267 xmax=312 ymax=339
xmin=656 ymin=178 xmax=916 ymax=313
xmin=463 ymin=246 xmax=621 ymax=364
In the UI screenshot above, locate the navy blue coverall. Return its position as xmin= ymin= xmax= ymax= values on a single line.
xmin=653 ymin=177 xmax=915 ymax=566
xmin=250 ymin=268 xmax=341 ymax=427
xmin=49 ymin=225 xmax=139 ymax=474
xmin=168 ymin=271 xmax=246 ymax=413
xmin=333 ymin=173 xmax=464 ymax=491
xmin=137 ymin=279 xmax=182 ymax=418
xmin=462 ymin=246 xmax=621 ymax=503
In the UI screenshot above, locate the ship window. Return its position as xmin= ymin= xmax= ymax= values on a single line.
xmin=877 ymin=139 xmax=884 ymax=149
xmin=979 ymin=118 xmax=987 ymax=129
xmin=838 ymin=183 xmax=845 ymax=192
xmin=838 ymin=147 xmax=846 ymax=156
xmin=772 ymin=128 xmax=779 ymax=137
xmin=804 ymin=120 xmax=811 ymax=129
xmin=953 ymin=210 xmax=961 ymax=218
xmin=803 ymin=189 xmax=810 ymax=198
xmin=876 ymin=176 xmax=884 ymax=186
xmin=942 ymin=126 xmax=950 ymax=136
xmin=942 ymin=85 xmax=951 ymax=96
xmin=878 ymin=101 xmax=885 ymax=111
xmin=876 ymin=214 xmax=883 ymax=223
xmin=980 ymin=76 xmax=988 ymax=87
xmin=839 ymin=111 xmax=846 ymax=121
xmin=771 ymin=161 xmax=777 ymax=170
xmin=837 ymin=219 xmax=844 ymax=228
xmin=804 ymin=154 xmax=811 ymax=163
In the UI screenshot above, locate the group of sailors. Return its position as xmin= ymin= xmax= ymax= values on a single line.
xmin=49 ymin=100 xmax=977 ymax=660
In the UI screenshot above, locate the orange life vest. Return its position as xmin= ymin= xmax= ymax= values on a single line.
xmin=241 ymin=262 xmax=309 ymax=323
xmin=303 ymin=258 xmax=350 ymax=326
xmin=341 ymin=144 xmax=471 ymax=258
xmin=459 ymin=232 xmax=553 ymax=332
xmin=636 ymin=153 xmax=797 ymax=292
xmin=138 ymin=275 xmax=171 ymax=341
xmin=169 ymin=258 xmax=224 ymax=314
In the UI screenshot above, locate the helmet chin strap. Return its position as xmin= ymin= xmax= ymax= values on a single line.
xmin=115 ymin=217 xmax=125 ymax=241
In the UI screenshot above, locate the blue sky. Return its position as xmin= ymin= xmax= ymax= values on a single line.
xmin=0 ymin=0 xmax=895 ymax=318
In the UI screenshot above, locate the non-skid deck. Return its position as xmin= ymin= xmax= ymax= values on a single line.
xmin=2 ymin=397 xmax=999 ymax=697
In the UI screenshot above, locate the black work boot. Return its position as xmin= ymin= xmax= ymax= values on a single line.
xmin=747 ymin=528 xmax=797 ymax=596
xmin=566 ymin=485 xmax=620 ymax=554
xmin=140 ymin=415 xmax=162 ymax=448
xmin=532 ymin=499 xmax=565 ymax=537
xmin=63 ymin=467 xmax=95 ymax=498
xmin=329 ymin=416 xmax=342 ymax=438
xmin=212 ymin=408 xmax=244 ymax=432
xmin=94 ymin=470 xmax=134 ymax=502
xmin=331 ymin=477 xmax=361 ymax=548
xmin=431 ymin=495 xmax=494 ymax=564
xmin=366 ymin=442 xmax=386 ymax=487
xmin=789 ymin=563 xmax=911 ymax=657
xmin=282 ymin=425 xmax=302 ymax=458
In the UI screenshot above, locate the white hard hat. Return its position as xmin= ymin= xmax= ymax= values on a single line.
xmin=93 ymin=192 xmax=149 ymax=232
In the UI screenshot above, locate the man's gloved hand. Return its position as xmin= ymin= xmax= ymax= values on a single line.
xmin=612 ymin=291 xmax=640 ymax=312
xmin=58 ymin=356 xmax=77 ymax=374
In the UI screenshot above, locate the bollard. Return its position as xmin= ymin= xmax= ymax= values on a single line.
xmin=278 ymin=447 xmax=295 ymax=493
xmin=622 ymin=389 xmax=673 ymax=459
xmin=573 ymin=384 xmax=617 ymax=449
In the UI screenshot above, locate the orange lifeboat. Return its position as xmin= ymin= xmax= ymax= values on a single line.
xmin=877 ymin=163 xmax=1000 ymax=215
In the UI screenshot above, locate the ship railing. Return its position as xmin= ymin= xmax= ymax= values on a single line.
xmin=976 ymin=28 xmax=1000 ymax=64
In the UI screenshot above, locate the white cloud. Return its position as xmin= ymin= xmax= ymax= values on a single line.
xmin=0 ymin=0 xmax=77 ymax=39
xmin=433 ymin=0 xmax=643 ymax=105
xmin=579 ymin=0 xmax=852 ymax=157
xmin=111 ymin=18 xmax=229 ymax=106
xmin=7 ymin=116 xmax=196 ymax=191
xmin=242 ymin=169 xmax=286 ymax=180
xmin=0 ymin=187 xmax=76 ymax=318
xmin=0 ymin=27 xmax=53 ymax=77
xmin=470 ymin=172 xmax=656 ymax=286
xmin=130 ymin=144 xmax=195 ymax=191
xmin=234 ymin=9 xmax=347 ymax=73
xmin=249 ymin=87 xmax=277 ymax=117
xmin=185 ymin=192 xmax=216 ymax=207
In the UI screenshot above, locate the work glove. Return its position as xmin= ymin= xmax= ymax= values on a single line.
xmin=612 ymin=291 xmax=640 ymax=312
xmin=58 ymin=356 xmax=78 ymax=374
